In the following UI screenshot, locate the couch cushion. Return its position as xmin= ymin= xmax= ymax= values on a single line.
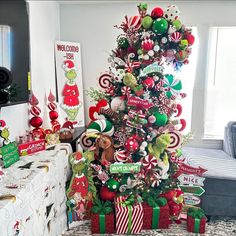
xmin=183 ymin=147 xmax=236 ymax=180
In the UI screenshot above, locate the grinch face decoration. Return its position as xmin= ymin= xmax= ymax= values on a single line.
xmin=65 ymin=69 xmax=77 ymax=82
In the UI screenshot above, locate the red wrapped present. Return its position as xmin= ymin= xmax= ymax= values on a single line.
xmin=90 ymin=199 xmax=115 ymax=234
xmin=187 ymin=207 xmax=207 ymax=234
xmin=115 ymin=195 xmax=143 ymax=234
xmin=143 ymin=197 xmax=170 ymax=229
xmin=91 ymin=213 xmax=115 ymax=234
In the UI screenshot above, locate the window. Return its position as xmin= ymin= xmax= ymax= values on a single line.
xmin=0 ymin=25 xmax=11 ymax=70
xmin=205 ymin=27 xmax=236 ymax=138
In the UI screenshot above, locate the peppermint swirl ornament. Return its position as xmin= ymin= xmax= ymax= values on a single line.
xmin=167 ymin=131 xmax=182 ymax=151
xmin=79 ymin=132 xmax=94 ymax=150
xmin=98 ymin=73 xmax=113 ymax=89
xmin=121 ymin=86 xmax=131 ymax=96
xmin=114 ymin=149 xmax=130 ymax=162
xmin=142 ymin=155 xmax=157 ymax=170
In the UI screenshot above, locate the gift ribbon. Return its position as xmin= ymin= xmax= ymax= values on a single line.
xmin=99 ymin=214 xmax=106 ymax=234
xmin=127 ymin=205 xmax=133 ymax=234
xmin=194 ymin=218 xmax=200 ymax=233
xmin=152 ymin=206 xmax=160 ymax=229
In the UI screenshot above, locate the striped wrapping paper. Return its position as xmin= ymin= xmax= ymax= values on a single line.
xmin=115 ymin=196 xmax=143 ymax=234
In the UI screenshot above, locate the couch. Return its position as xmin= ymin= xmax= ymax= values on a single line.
xmin=183 ymin=121 xmax=236 ymax=217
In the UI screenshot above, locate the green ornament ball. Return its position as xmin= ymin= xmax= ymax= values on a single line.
xmin=153 ymin=111 xmax=168 ymax=127
xmin=117 ymin=36 xmax=129 ymax=49
xmin=137 ymin=49 xmax=143 ymax=55
xmin=172 ymin=19 xmax=182 ymax=30
xmin=142 ymin=15 xmax=153 ymax=29
xmin=106 ymin=179 xmax=120 ymax=192
xmin=152 ymin=18 xmax=168 ymax=35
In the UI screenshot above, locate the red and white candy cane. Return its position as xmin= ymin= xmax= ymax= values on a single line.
xmin=174 ymin=104 xmax=182 ymax=117
xmin=142 ymin=155 xmax=157 ymax=170
xmin=172 ymin=119 xmax=186 ymax=132
xmin=118 ymin=15 xmax=141 ymax=36
xmin=98 ymin=73 xmax=113 ymax=89
xmin=121 ymin=86 xmax=131 ymax=96
xmin=167 ymin=131 xmax=182 ymax=151
xmin=125 ymin=53 xmax=141 ymax=73
xmin=106 ymin=85 xmax=115 ymax=96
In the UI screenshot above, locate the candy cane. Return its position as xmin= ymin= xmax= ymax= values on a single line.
xmin=172 ymin=119 xmax=186 ymax=131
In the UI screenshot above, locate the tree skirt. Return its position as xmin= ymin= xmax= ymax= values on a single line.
xmin=62 ymin=217 xmax=236 ymax=236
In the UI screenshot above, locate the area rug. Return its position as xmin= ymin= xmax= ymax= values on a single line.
xmin=62 ymin=217 xmax=236 ymax=236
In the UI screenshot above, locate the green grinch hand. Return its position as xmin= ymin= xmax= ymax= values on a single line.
xmin=138 ymin=3 xmax=147 ymax=10
xmin=148 ymin=133 xmax=171 ymax=158
xmin=123 ymin=73 xmax=138 ymax=89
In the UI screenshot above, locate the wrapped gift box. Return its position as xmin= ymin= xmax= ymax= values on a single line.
xmin=142 ymin=201 xmax=170 ymax=229
xmin=187 ymin=208 xmax=207 ymax=234
xmin=91 ymin=213 xmax=115 ymax=234
xmin=115 ymin=196 xmax=143 ymax=234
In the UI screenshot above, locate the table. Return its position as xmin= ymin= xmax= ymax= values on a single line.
xmin=0 ymin=143 xmax=72 ymax=236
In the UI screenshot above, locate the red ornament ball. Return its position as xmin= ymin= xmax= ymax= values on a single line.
xmin=49 ymin=110 xmax=58 ymax=121
xmin=125 ymin=137 xmax=139 ymax=153
xmin=100 ymin=186 xmax=116 ymax=201
xmin=30 ymin=116 xmax=43 ymax=128
xmin=186 ymin=34 xmax=195 ymax=46
xmin=151 ymin=7 xmax=164 ymax=19
xmin=30 ymin=106 xmax=41 ymax=117
xmin=143 ymin=77 xmax=155 ymax=89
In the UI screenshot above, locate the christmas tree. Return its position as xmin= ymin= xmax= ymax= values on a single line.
xmin=79 ymin=2 xmax=195 ymax=228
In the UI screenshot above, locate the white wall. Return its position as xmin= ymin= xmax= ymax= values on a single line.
xmin=60 ymin=1 xmax=236 ymax=147
xmin=0 ymin=1 xmax=60 ymax=141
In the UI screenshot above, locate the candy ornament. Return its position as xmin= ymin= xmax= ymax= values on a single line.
xmin=172 ymin=119 xmax=186 ymax=132
xmin=141 ymin=38 xmax=154 ymax=51
xmin=142 ymin=155 xmax=158 ymax=170
xmin=86 ymin=119 xmax=114 ymax=136
xmin=167 ymin=131 xmax=182 ymax=151
xmin=164 ymin=74 xmax=182 ymax=99
xmin=114 ymin=149 xmax=130 ymax=162
xmin=170 ymin=32 xmax=182 ymax=43
xmin=30 ymin=106 xmax=41 ymax=117
xmin=174 ymin=104 xmax=182 ymax=117
xmin=175 ymin=50 xmax=188 ymax=62
xmin=98 ymin=73 xmax=113 ymax=89
xmin=143 ymin=77 xmax=155 ymax=89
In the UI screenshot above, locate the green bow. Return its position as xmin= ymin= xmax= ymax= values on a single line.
xmin=147 ymin=196 xmax=167 ymax=207
xmin=91 ymin=198 xmax=113 ymax=215
xmin=118 ymin=195 xmax=136 ymax=207
xmin=187 ymin=207 xmax=206 ymax=219
xmin=138 ymin=3 xmax=147 ymax=10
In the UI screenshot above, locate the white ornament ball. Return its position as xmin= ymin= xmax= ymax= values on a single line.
xmin=148 ymin=50 xmax=154 ymax=57
xmin=148 ymin=115 xmax=156 ymax=123
xmin=143 ymin=54 xmax=149 ymax=60
xmin=164 ymin=5 xmax=180 ymax=22
xmin=153 ymin=45 xmax=160 ymax=52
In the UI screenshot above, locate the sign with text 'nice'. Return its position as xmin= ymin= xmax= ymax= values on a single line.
xmin=178 ymin=174 xmax=205 ymax=186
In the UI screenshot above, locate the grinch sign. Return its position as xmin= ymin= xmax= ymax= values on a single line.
xmin=55 ymin=41 xmax=85 ymax=126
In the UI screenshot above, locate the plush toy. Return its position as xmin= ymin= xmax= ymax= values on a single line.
xmin=95 ymin=134 xmax=115 ymax=166
xmin=160 ymin=189 xmax=184 ymax=224
xmin=148 ymin=133 xmax=171 ymax=158
xmin=110 ymin=96 xmax=126 ymax=111
xmin=59 ymin=120 xmax=74 ymax=140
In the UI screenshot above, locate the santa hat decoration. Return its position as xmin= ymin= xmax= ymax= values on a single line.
xmin=61 ymin=120 xmax=74 ymax=132
xmin=72 ymin=152 xmax=86 ymax=164
xmin=0 ymin=120 xmax=6 ymax=130
xmin=62 ymin=60 xmax=76 ymax=72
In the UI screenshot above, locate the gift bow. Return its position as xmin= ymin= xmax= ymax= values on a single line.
xmin=147 ymin=196 xmax=167 ymax=207
xmin=187 ymin=207 xmax=205 ymax=219
xmin=118 ymin=195 xmax=136 ymax=207
xmin=91 ymin=199 xmax=113 ymax=215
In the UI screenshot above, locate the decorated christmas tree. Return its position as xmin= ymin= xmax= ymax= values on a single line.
xmin=76 ymin=3 xmax=196 ymax=233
